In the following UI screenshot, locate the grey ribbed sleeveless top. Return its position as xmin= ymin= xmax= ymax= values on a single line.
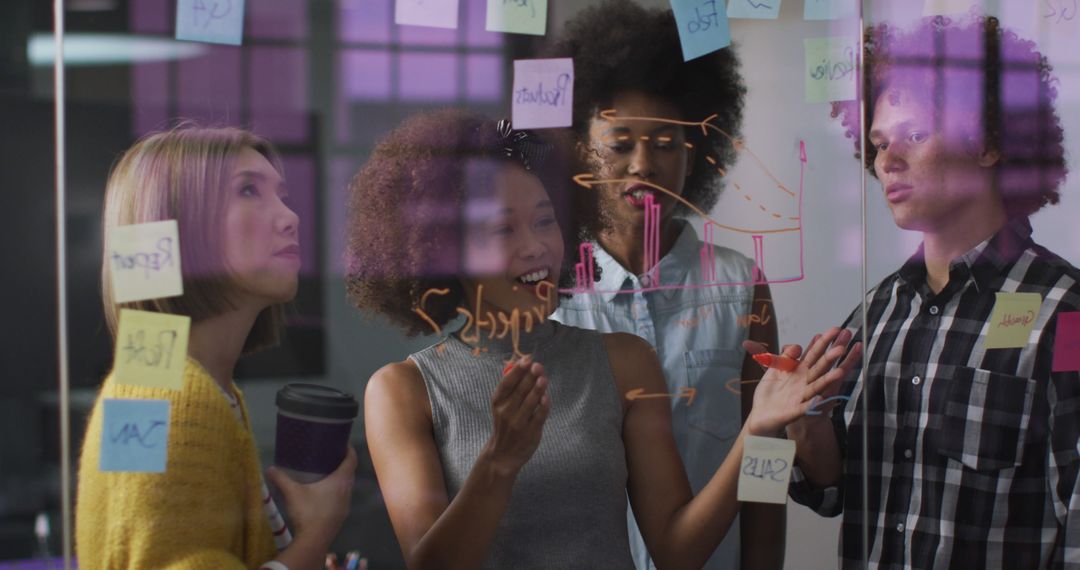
xmin=409 ymin=320 xmax=635 ymax=569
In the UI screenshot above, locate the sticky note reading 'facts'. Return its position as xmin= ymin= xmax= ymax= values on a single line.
xmin=108 ymin=220 xmax=183 ymax=304
xmin=512 ymin=58 xmax=574 ymax=129
xmin=670 ymin=0 xmax=731 ymax=61
xmin=738 ymin=435 xmax=796 ymax=504
xmin=486 ymin=0 xmax=547 ymax=35
xmin=175 ymin=0 xmax=246 ymax=46
xmin=101 ymin=399 xmax=170 ymax=473
xmin=985 ymin=292 xmax=1042 ymax=349
xmin=114 ymin=309 xmax=191 ymax=391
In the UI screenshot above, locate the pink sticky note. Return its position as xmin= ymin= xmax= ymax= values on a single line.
xmin=1052 ymin=311 xmax=1080 ymax=372
xmin=511 ymin=58 xmax=573 ymax=129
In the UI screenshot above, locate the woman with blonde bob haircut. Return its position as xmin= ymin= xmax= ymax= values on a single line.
xmin=77 ymin=124 xmax=356 ymax=570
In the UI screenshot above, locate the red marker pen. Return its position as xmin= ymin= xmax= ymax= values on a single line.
xmin=752 ymin=352 xmax=799 ymax=372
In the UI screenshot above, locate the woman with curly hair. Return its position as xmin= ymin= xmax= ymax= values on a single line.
xmin=347 ymin=109 xmax=859 ymax=569
xmin=542 ymin=2 xmax=782 ymax=568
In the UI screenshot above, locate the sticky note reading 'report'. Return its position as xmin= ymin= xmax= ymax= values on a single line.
xmin=107 ymin=220 xmax=183 ymax=304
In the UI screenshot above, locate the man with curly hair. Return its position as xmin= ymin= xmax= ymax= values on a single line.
xmin=786 ymin=15 xmax=1080 ymax=567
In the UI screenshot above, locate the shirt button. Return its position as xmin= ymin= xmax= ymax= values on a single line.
xmin=912 ymin=376 xmax=921 ymax=386
xmin=904 ymin=449 xmax=913 ymax=459
xmin=896 ymin=523 xmax=905 ymax=532
xmin=929 ymin=305 xmax=940 ymax=315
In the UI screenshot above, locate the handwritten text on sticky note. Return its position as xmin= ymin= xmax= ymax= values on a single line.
xmin=738 ymin=435 xmax=796 ymax=504
xmin=985 ymin=292 xmax=1042 ymax=349
xmin=108 ymin=220 xmax=183 ymax=304
xmin=395 ymin=0 xmax=460 ymax=29
xmin=512 ymin=58 xmax=573 ymax=129
xmin=101 ymin=399 xmax=170 ymax=473
xmin=804 ymin=0 xmax=856 ymax=20
xmin=114 ymin=309 xmax=191 ymax=391
xmin=923 ymin=0 xmax=973 ymax=16
xmin=1052 ymin=312 xmax=1080 ymax=372
xmin=670 ymin=0 xmax=731 ymax=61
xmin=175 ymin=0 xmax=245 ymax=46
xmin=728 ymin=0 xmax=782 ymax=19
xmin=1040 ymin=0 xmax=1079 ymax=35
xmin=486 ymin=0 xmax=547 ymax=35
xmin=804 ymin=37 xmax=857 ymax=103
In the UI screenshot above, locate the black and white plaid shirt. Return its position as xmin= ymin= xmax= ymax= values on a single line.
xmin=790 ymin=219 xmax=1080 ymax=569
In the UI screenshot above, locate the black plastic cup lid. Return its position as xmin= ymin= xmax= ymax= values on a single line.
xmin=276 ymin=383 xmax=358 ymax=420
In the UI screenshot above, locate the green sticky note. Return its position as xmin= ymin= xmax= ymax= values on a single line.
xmin=804 ymin=37 xmax=857 ymax=104
xmin=486 ymin=0 xmax=547 ymax=36
xmin=737 ymin=435 xmax=796 ymax=504
xmin=985 ymin=292 xmax=1043 ymax=349
xmin=114 ymin=309 xmax=191 ymax=391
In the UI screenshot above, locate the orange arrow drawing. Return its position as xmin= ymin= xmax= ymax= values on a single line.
xmin=625 ymin=387 xmax=697 ymax=406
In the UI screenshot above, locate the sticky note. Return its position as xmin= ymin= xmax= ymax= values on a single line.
xmin=101 ymin=399 xmax=170 ymax=473
xmin=511 ymin=58 xmax=573 ymax=129
xmin=804 ymin=0 xmax=856 ymax=20
xmin=923 ymin=0 xmax=973 ymax=16
xmin=395 ymin=0 xmax=460 ymax=29
xmin=985 ymin=292 xmax=1043 ymax=349
xmin=669 ymin=0 xmax=731 ymax=61
xmin=727 ymin=0 xmax=782 ymax=19
xmin=738 ymin=435 xmax=796 ymax=504
xmin=107 ymin=220 xmax=183 ymax=304
xmin=175 ymin=0 xmax=245 ymax=45
xmin=1039 ymin=0 xmax=1080 ymax=35
xmin=486 ymin=0 xmax=547 ymax=35
xmin=1052 ymin=312 xmax=1080 ymax=372
xmin=114 ymin=309 xmax=191 ymax=391
xmin=804 ymin=37 xmax=858 ymax=103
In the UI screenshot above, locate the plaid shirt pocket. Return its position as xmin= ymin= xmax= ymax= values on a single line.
xmin=938 ymin=366 xmax=1037 ymax=471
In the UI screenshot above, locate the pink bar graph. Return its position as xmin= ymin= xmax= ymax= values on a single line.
xmin=574 ymin=242 xmax=595 ymax=291
xmin=751 ymin=234 xmax=765 ymax=283
xmin=643 ymin=194 xmax=661 ymax=285
xmin=700 ymin=222 xmax=717 ymax=282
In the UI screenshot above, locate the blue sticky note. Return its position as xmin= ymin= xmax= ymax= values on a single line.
xmin=670 ymin=0 xmax=732 ymax=61
xmin=728 ymin=0 xmax=782 ymax=19
xmin=176 ymin=0 xmax=246 ymax=46
xmin=804 ymin=0 xmax=856 ymax=20
xmin=101 ymin=399 xmax=170 ymax=473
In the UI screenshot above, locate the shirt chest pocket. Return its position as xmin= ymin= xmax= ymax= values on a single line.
xmin=684 ymin=348 xmax=744 ymax=440
xmin=936 ymin=366 xmax=1037 ymax=471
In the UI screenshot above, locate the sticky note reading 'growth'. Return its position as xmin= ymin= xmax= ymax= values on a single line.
xmin=395 ymin=0 xmax=460 ymax=29
xmin=175 ymin=0 xmax=245 ymax=45
xmin=114 ymin=309 xmax=191 ymax=391
xmin=486 ymin=0 xmax=547 ymax=35
xmin=1052 ymin=312 xmax=1080 ymax=372
xmin=804 ymin=37 xmax=857 ymax=103
xmin=985 ymin=292 xmax=1043 ymax=349
xmin=108 ymin=220 xmax=183 ymax=304
xmin=101 ymin=399 xmax=170 ymax=473
xmin=727 ymin=0 xmax=782 ymax=19
xmin=738 ymin=435 xmax=796 ymax=504
xmin=923 ymin=0 xmax=974 ymax=16
xmin=804 ymin=0 xmax=856 ymax=20
xmin=670 ymin=0 xmax=731 ymax=61
xmin=512 ymin=58 xmax=573 ymax=129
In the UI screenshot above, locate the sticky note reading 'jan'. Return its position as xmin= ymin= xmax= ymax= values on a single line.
xmin=985 ymin=292 xmax=1043 ymax=349
xmin=114 ymin=309 xmax=191 ymax=391
xmin=512 ymin=58 xmax=573 ymax=129
xmin=738 ymin=435 xmax=796 ymax=504
xmin=108 ymin=220 xmax=183 ymax=304
xmin=395 ymin=0 xmax=460 ymax=29
xmin=804 ymin=0 xmax=856 ymax=20
xmin=923 ymin=0 xmax=974 ymax=16
xmin=101 ymin=399 xmax=170 ymax=473
xmin=727 ymin=0 xmax=782 ymax=19
xmin=486 ymin=0 xmax=547 ymax=35
xmin=175 ymin=0 xmax=245 ymax=45
xmin=1052 ymin=312 xmax=1080 ymax=372
xmin=804 ymin=37 xmax=857 ymax=103
xmin=670 ymin=0 xmax=731 ymax=61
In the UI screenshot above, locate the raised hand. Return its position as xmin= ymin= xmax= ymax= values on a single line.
xmin=482 ymin=357 xmax=551 ymax=477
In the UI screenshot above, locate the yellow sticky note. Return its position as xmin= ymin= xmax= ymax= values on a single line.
xmin=737 ymin=435 xmax=796 ymax=504
xmin=804 ymin=37 xmax=857 ymax=104
xmin=985 ymin=292 xmax=1042 ymax=349
xmin=114 ymin=309 xmax=190 ymax=391
xmin=107 ymin=220 xmax=183 ymax=304
xmin=923 ymin=0 xmax=974 ymax=16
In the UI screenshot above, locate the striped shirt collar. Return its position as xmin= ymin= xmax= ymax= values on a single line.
xmin=896 ymin=217 xmax=1034 ymax=294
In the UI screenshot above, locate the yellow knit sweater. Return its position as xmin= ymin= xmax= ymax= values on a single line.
xmin=76 ymin=358 xmax=278 ymax=569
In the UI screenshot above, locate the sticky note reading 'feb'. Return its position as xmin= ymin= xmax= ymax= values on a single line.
xmin=108 ymin=220 xmax=183 ymax=304
xmin=486 ymin=0 xmax=547 ymax=36
xmin=175 ymin=0 xmax=245 ymax=46
xmin=114 ymin=309 xmax=191 ymax=391
xmin=669 ymin=0 xmax=731 ymax=61
xmin=804 ymin=0 xmax=857 ymax=20
xmin=512 ymin=58 xmax=573 ymax=129
xmin=1052 ymin=312 xmax=1080 ymax=372
xmin=395 ymin=0 xmax=460 ymax=29
xmin=738 ymin=435 xmax=796 ymax=504
xmin=804 ymin=37 xmax=858 ymax=104
xmin=923 ymin=0 xmax=974 ymax=16
xmin=101 ymin=399 xmax=170 ymax=473
xmin=985 ymin=292 xmax=1043 ymax=349
xmin=727 ymin=0 xmax=782 ymax=20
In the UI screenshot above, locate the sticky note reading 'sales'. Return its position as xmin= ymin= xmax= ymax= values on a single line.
xmin=804 ymin=37 xmax=858 ymax=103
xmin=985 ymin=292 xmax=1043 ymax=349
xmin=923 ymin=0 xmax=974 ymax=16
xmin=101 ymin=399 xmax=170 ymax=473
xmin=803 ymin=0 xmax=857 ymax=20
xmin=114 ymin=309 xmax=191 ymax=391
xmin=738 ymin=435 xmax=796 ymax=504
xmin=512 ymin=58 xmax=573 ymax=129
xmin=486 ymin=0 xmax=547 ymax=36
xmin=108 ymin=220 xmax=183 ymax=304
xmin=669 ymin=0 xmax=731 ymax=61
xmin=175 ymin=0 xmax=246 ymax=46
xmin=1052 ymin=312 xmax=1080 ymax=371
xmin=727 ymin=0 xmax=782 ymax=19
xmin=395 ymin=0 xmax=460 ymax=29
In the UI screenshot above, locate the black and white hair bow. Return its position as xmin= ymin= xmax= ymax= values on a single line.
xmin=496 ymin=118 xmax=552 ymax=172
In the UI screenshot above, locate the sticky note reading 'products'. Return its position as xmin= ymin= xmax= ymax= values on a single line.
xmin=511 ymin=58 xmax=573 ymax=129
xmin=101 ymin=399 xmax=170 ymax=473
xmin=985 ymin=292 xmax=1043 ymax=349
xmin=670 ymin=0 xmax=731 ymax=61
xmin=804 ymin=0 xmax=856 ymax=20
xmin=738 ymin=435 xmax=796 ymax=504
xmin=923 ymin=0 xmax=974 ymax=16
xmin=108 ymin=220 xmax=183 ymax=304
xmin=1052 ymin=312 xmax=1080 ymax=372
xmin=727 ymin=0 xmax=782 ymax=19
xmin=486 ymin=0 xmax=547 ymax=35
xmin=804 ymin=37 xmax=857 ymax=103
xmin=175 ymin=0 xmax=245 ymax=45
xmin=395 ymin=0 xmax=460 ymax=29
xmin=114 ymin=309 xmax=191 ymax=391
